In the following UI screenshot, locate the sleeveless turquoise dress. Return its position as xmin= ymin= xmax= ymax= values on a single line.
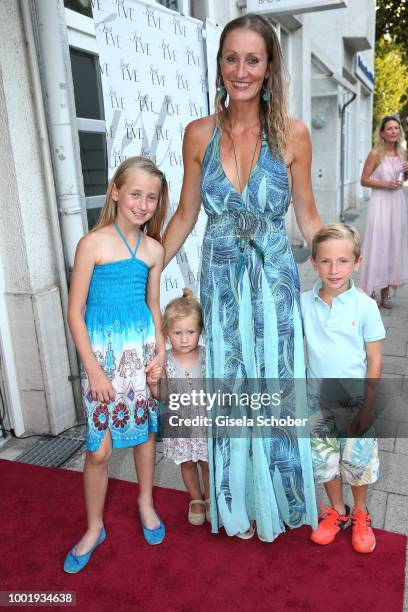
xmin=81 ymin=224 xmax=158 ymax=451
xmin=200 ymin=126 xmax=317 ymax=541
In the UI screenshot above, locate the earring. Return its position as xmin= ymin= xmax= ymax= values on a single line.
xmin=262 ymin=86 xmax=269 ymax=102
xmin=217 ymin=80 xmax=226 ymax=98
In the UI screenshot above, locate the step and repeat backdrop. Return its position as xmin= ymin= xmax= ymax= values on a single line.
xmin=92 ymin=0 xmax=220 ymax=308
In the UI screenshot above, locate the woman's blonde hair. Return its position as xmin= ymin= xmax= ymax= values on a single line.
xmin=214 ymin=13 xmax=290 ymax=156
xmin=92 ymin=156 xmax=169 ymax=242
xmin=163 ymin=288 xmax=203 ymax=334
xmin=312 ymin=223 xmax=361 ymax=260
xmin=374 ymin=115 xmax=407 ymax=163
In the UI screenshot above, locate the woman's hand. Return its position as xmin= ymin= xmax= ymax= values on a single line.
xmin=400 ymin=160 xmax=408 ymax=173
xmin=385 ymin=179 xmax=402 ymax=190
xmin=87 ymin=365 xmax=115 ymax=403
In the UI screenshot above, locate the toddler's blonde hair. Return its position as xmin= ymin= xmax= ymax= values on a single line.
xmin=312 ymin=223 xmax=361 ymax=260
xmin=163 ymin=288 xmax=203 ymax=334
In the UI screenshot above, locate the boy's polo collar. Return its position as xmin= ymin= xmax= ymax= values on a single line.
xmin=312 ymin=278 xmax=356 ymax=303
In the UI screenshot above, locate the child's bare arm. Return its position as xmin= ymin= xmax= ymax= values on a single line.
xmin=68 ymin=234 xmax=115 ymax=404
xmin=147 ymin=370 xmax=168 ymax=401
xmin=145 ymin=239 xmax=166 ymax=378
xmin=350 ymin=340 xmax=382 ymax=435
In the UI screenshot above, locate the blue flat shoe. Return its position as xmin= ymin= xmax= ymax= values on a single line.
xmin=63 ymin=527 xmax=106 ymax=573
xmin=140 ymin=513 xmax=165 ymax=545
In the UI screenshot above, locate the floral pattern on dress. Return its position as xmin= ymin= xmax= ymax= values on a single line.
xmin=162 ymin=347 xmax=208 ymax=465
xmin=112 ymin=401 xmax=130 ymax=429
xmin=134 ymin=395 xmax=148 ymax=425
xmin=93 ymin=404 xmax=109 ymax=431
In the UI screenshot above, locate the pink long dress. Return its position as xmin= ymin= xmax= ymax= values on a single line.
xmin=360 ymin=155 xmax=408 ymax=295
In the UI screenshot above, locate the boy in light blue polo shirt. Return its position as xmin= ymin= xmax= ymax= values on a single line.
xmin=301 ymin=224 xmax=385 ymax=554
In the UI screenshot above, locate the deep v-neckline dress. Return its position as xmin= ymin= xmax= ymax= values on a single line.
xmin=200 ymin=126 xmax=317 ymax=541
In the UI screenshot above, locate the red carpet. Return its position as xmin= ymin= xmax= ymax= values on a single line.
xmin=0 ymin=458 xmax=406 ymax=611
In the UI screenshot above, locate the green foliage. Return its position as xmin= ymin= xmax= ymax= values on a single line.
xmin=376 ymin=0 xmax=408 ymax=58
xmin=373 ymin=38 xmax=408 ymax=130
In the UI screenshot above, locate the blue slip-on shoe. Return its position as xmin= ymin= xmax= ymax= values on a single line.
xmin=140 ymin=513 xmax=165 ymax=545
xmin=63 ymin=527 xmax=106 ymax=573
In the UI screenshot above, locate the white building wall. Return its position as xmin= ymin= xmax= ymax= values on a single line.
xmin=0 ymin=2 xmax=57 ymax=292
xmin=301 ymin=0 xmax=375 ymax=221
xmin=212 ymin=0 xmax=241 ymax=25
xmin=0 ymin=0 xmax=76 ymax=435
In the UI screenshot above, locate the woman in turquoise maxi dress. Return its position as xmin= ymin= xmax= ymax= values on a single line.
xmin=200 ymin=125 xmax=318 ymax=541
xmin=163 ymin=14 xmax=321 ymax=541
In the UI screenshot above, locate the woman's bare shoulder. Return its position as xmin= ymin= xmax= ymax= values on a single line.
xmin=366 ymin=149 xmax=381 ymax=164
xmin=284 ymin=118 xmax=311 ymax=165
xmin=367 ymin=148 xmax=379 ymax=158
xmin=288 ymin=118 xmax=310 ymax=141
xmin=184 ymin=115 xmax=216 ymax=160
xmin=185 ymin=115 xmax=216 ymax=138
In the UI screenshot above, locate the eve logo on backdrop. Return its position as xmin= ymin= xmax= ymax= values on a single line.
xmin=176 ymin=72 xmax=190 ymax=91
xmin=114 ymin=0 xmax=137 ymax=21
xmin=124 ymin=121 xmax=143 ymax=140
xmin=173 ymin=17 xmax=188 ymax=37
xmin=186 ymin=47 xmax=200 ymax=67
xmin=161 ymin=41 xmax=177 ymax=62
xmin=145 ymin=6 xmax=164 ymax=30
xmin=132 ymin=33 xmax=152 ymax=56
xmin=150 ymin=65 xmax=167 ymax=88
xmin=102 ymin=25 xmax=121 ymax=48
xmin=109 ymin=87 xmax=125 ymax=110
xmin=120 ymin=59 xmax=140 ymax=83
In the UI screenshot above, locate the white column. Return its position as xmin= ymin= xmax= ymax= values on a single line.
xmin=34 ymin=0 xmax=86 ymax=269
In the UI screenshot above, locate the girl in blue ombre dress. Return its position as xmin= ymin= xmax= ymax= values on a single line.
xmin=64 ymin=157 xmax=168 ymax=573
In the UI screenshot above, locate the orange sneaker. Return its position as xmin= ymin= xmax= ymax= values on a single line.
xmin=310 ymin=504 xmax=351 ymax=545
xmin=351 ymin=507 xmax=376 ymax=553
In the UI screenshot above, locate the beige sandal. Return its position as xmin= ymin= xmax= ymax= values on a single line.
xmin=205 ymin=498 xmax=211 ymax=523
xmin=235 ymin=522 xmax=255 ymax=540
xmin=188 ymin=500 xmax=206 ymax=526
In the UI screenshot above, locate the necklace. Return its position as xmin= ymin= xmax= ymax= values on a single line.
xmin=229 ymin=128 xmax=261 ymax=197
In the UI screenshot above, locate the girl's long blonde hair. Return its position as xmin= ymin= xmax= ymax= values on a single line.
xmin=214 ymin=13 xmax=290 ymax=157
xmin=92 ymin=156 xmax=169 ymax=242
xmin=374 ymin=115 xmax=407 ymax=162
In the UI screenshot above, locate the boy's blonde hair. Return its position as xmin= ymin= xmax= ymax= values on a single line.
xmin=163 ymin=288 xmax=203 ymax=334
xmin=312 ymin=223 xmax=361 ymax=260
xmin=92 ymin=156 xmax=169 ymax=243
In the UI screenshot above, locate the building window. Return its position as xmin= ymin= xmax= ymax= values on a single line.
xmin=70 ymin=48 xmax=104 ymax=120
xmin=78 ymin=132 xmax=107 ymax=197
xmin=69 ymin=41 xmax=107 ymax=229
xmin=190 ymin=0 xmax=205 ymax=20
xmin=157 ymin=0 xmax=181 ymax=10
xmin=64 ymin=0 xmax=92 ymax=18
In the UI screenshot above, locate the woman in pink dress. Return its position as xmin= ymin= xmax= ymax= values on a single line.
xmin=360 ymin=115 xmax=408 ymax=308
